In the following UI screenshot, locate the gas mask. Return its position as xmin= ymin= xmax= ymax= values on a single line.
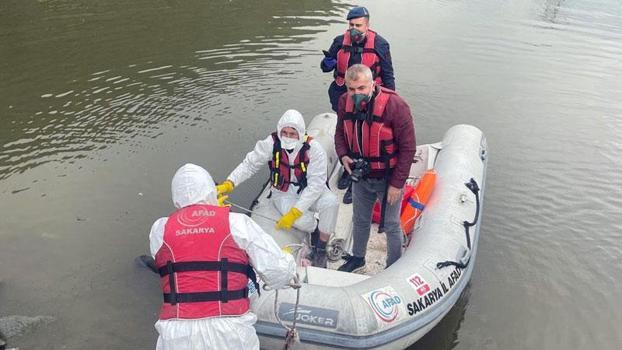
xmin=352 ymin=93 xmax=371 ymax=112
xmin=349 ymin=28 xmax=365 ymax=43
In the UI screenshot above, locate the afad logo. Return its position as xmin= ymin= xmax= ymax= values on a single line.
xmin=407 ymin=273 xmax=431 ymax=296
xmin=177 ymin=207 xmax=216 ymax=227
xmin=363 ymin=287 xmax=403 ymax=324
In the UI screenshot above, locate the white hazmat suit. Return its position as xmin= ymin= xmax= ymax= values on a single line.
xmin=227 ymin=110 xmax=338 ymax=234
xmin=149 ymin=163 xmax=296 ymax=350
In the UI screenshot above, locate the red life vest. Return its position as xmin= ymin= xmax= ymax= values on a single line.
xmin=335 ymin=29 xmax=382 ymax=87
xmin=343 ymin=86 xmax=398 ymax=171
xmin=155 ymin=204 xmax=255 ymax=320
xmin=268 ymin=132 xmax=313 ymax=194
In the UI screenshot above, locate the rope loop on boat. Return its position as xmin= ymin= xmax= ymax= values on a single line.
xmin=436 ymin=178 xmax=480 ymax=270
xmin=272 ymin=273 xmax=302 ymax=350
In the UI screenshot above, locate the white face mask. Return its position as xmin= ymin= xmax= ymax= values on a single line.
xmin=280 ymin=136 xmax=300 ymax=150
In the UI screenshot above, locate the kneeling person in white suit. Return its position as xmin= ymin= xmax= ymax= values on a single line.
xmin=217 ymin=110 xmax=339 ymax=268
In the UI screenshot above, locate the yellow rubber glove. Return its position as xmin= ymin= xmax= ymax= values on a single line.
xmin=275 ymin=207 xmax=303 ymax=230
xmin=216 ymin=180 xmax=235 ymax=196
xmin=217 ymin=194 xmax=230 ymax=207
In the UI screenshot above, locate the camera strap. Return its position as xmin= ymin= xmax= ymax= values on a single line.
xmin=378 ymin=186 xmax=389 ymax=233
xmin=377 ymin=140 xmax=394 ymax=233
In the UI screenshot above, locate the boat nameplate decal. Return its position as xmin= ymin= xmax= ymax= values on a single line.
xmin=277 ymin=303 xmax=339 ymax=329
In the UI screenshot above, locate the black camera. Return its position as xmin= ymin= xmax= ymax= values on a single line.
xmin=349 ymin=158 xmax=370 ymax=183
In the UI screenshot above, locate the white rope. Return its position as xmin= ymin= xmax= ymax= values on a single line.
xmin=268 ymin=274 xmax=302 ymax=350
xmin=225 ymin=200 xmax=279 ymax=223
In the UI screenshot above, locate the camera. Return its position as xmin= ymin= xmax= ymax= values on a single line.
xmin=349 ymin=158 xmax=370 ymax=183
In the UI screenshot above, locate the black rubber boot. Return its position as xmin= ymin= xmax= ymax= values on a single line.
xmin=312 ymin=239 xmax=328 ymax=268
xmin=310 ymin=226 xmax=320 ymax=249
xmin=312 ymin=248 xmax=328 ymax=268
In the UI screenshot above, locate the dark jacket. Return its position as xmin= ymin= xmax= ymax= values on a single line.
xmin=334 ymin=88 xmax=416 ymax=189
xmin=321 ymin=32 xmax=396 ymax=112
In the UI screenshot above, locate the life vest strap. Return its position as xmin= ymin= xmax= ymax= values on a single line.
xmin=370 ymin=115 xmax=384 ymax=123
xmin=343 ymin=111 xmax=384 ymax=123
xmin=284 ymin=163 xmax=306 ymax=170
xmin=342 ymin=112 xmax=366 ymax=121
xmin=221 ymin=258 xmax=229 ymax=303
xmin=166 ymin=261 xmax=177 ymax=305
xmin=163 ymin=288 xmax=248 ymax=304
xmin=362 ymin=154 xmax=398 ymax=162
xmin=158 ymin=260 xmax=251 ymax=277
xmin=407 ymin=198 xmax=425 ymax=211
xmin=341 ymin=45 xmax=376 ymax=54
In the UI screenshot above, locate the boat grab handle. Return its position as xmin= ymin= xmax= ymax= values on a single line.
xmin=436 ymin=178 xmax=480 ymax=270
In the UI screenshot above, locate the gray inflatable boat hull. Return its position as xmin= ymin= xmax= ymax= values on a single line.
xmin=249 ymin=113 xmax=488 ymax=350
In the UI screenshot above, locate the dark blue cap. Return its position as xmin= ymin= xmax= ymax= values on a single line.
xmin=346 ymin=6 xmax=369 ymax=20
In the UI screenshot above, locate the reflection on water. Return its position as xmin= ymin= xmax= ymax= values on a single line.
xmin=409 ymin=283 xmax=472 ymax=350
xmin=0 ymin=0 xmax=340 ymax=180
xmin=0 ymin=1 xmax=348 ymax=349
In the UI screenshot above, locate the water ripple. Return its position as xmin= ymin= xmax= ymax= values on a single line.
xmin=0 ymin=4 xmax=335 ymax=180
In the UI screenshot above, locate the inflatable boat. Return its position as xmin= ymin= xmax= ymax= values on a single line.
xmin=248 ymin=113 xmax=488 ymax=349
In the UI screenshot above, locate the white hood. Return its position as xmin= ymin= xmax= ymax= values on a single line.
xmin=277 ymin=109 xmax=306 ymax=150
xmin=171 ymin=163 xmax=218 ymax=208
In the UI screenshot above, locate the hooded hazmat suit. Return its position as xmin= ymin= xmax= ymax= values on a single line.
xmin=149 ymin=163 xmax=296 ymax=350
xmin=227 ymin=110 xmax=338 ymax=234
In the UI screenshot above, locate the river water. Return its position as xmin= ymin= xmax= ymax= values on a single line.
xmin=0 ymin=0 xmax=620 ymax=349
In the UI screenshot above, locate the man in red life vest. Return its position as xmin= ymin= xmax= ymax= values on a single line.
xmin=149 ymin=163 xmax=296 ymax=350
xmin=334 ymin=64 xmax=416 ymax=272
xmin=216 ymin=110 xmax=339 ymax=268
xmin=321 ymin=6 xmax=395 ymax=113
xmin=321 ymin=6 xmax=396 ymax=204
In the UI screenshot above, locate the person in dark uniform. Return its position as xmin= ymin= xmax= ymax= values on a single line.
xmin=321 ymin=6 xmax=395 ymax=112
xmin=321 ymin=6 xmax=396 ymax=203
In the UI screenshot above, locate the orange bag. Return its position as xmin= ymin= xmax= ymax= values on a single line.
xmin=400 ymin=169 xmax=437 ymax=235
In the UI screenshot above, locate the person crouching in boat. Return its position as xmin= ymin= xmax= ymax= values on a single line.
xmin=149 ymin=163 xmax=296 ymax=350
xmin=216 ymin=110 xmax=339 ymax=268
xmin=335 ymin=64 xmax=416 ymax=272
